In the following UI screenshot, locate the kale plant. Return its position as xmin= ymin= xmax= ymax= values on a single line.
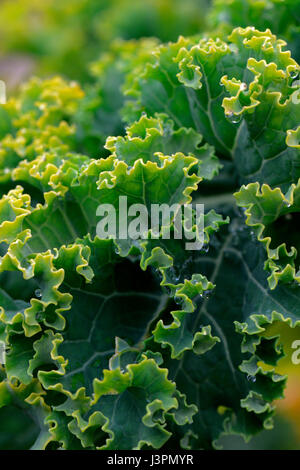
xmin=0 ymin=4 xmax=299 ymax=451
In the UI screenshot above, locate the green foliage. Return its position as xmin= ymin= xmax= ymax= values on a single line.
xmin=209 ymin=0 xmax=300 ymax=62
xmin=0 ymin=0 xmax=210 ymax=81
xmin=0 ymin=2 xmax=299 ymax=452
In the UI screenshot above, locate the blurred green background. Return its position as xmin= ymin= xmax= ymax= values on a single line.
xmin=0 ymin=0 xmax=210 ymax=86
xmin=0 ymin=0 xmax=299 ymax=450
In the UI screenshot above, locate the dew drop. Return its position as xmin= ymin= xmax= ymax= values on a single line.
xmin=247 ymin=374 xmax=256 ymax=383
xmin=35 ymin=289 xmax=42 ymax=298
xmin=226 ymin=112 xmax=242 ymax=124
xmin=203 ymin=289 xmax=213 ymax=300
xmin=114 ymin=246 xmax=121 ymax=255
xmin=174 ymin=296 xmax=183 ymax=306
xmin=240 ymin=82 xmax=247 ymax=91
xmin=289 ymin=70 xmax=299 ymax=80
xmin=200 ymin=244 xmax=209 ymax=254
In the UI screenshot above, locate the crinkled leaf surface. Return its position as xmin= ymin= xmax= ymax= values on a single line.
xmin=0 ymin=25 xmax=299 ymax=450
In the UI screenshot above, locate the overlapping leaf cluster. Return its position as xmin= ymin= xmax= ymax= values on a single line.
xmin=0 ymin=14 xmax=299 ymax=452
xmin=209 ymin=0 xmax=300 ymax=62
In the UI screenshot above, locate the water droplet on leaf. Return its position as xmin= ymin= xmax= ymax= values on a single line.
xmin=247 ymin=374 xmax=256 ymax=383
xmin=200 ymin=244 xmax=209 ymax=254
xmin=289 ymin=70 xmax=299 ymax=80
xmin=35 ymin=289 xmax=42 ymax=298
xmin=203 ymin=289 xmax=213 ymax=300
xmin=174 ymin=296 xmax=183 ymax=306
xmin=226 ymin=112 xmax=242 ymax=124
